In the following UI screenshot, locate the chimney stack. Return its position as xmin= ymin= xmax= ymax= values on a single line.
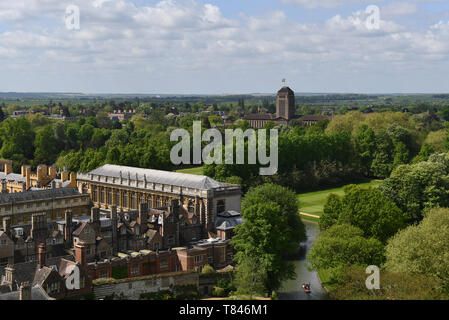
xmin=38 ymin=243 xmax=46 ymax=269
xmin=26 ymin=169 xmax=31 ymax=190
xmin=19 ymin=282 xmax=32 ymax=300
xmin=138 ymin=202 xmax=148 ymax=232
xmin=49 ymin=166 xmax=57 ymax=180
xmin=64 ymin=210 xmax=73 ymax=246
xmin=2 ymin=217 xmax=10 ymax=236
xmin=4 ymin=163 xmax=12 ymax=175
xmin=110 ymin=205 xmax=118 ymax=255
xmin=70 ymin=172 xmax=76 ymax=186
xmin=61 ymin=170 xmax=69 ymax=182
xmin=75 ymin=242 xmax=87 ymax=268
xmin=90 ymin=207 xmax=100 ymax=234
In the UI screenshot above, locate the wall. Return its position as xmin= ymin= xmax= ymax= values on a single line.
xmin=92 ymin=271 xmax=199 ymax=300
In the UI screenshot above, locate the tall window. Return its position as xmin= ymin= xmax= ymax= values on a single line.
xmin=131 ymin=193 xmax=136 ymax=209
xmin=100 ymin=188 xmax=105 ymax=203
xmin=123 ymin=192 xmax=128 ymax=208
xmin=108 ymin=189 xmax=112 ymax=205
xmin=156 ymin=197 xmax=162 ymax=207
xmin=92 ymin=186 xmax=97 ymax=202
xmin=114 ymin=190 xmax=119 ymax=206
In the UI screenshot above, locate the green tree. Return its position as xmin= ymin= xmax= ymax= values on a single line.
xmin=34 ymin=125 xmax=57 ymax=164
xmin=320 ymin=185 xmax=407 ymax=243
xmin=0 ymin=117 xmax=35 ymax=159
xmin=380 ymin=154 xmax=449 ymax=221
xmin=232 ymin=184 xmax=306 ymax=292
xmin=308 ymin=224 xmax=385 ymax=271
xmin=385 ymin=207 xmax=449 ymax=290
xmin=234 ymin=255 xmax=267 ymax=298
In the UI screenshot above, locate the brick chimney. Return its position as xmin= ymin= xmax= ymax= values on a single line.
xmin=4 ymin=163 xmax=12 ymax=175
xmin=75 ymin=242 xmax=87 ymax=268
xmin=49 ymin=166 xmax=57 ymax=180
xmin=110 ymin=205 xmax=118 ymax=255
xmin=138 ymin=202 xmax=148 ymax=233
xmin=61 ymin=170 xmax=69 ymax=182
xmin=38 ymin=243 xmax=46 ymax=269
xmin=26 ymin=167 xmax=31 ymax=190
xmin=64 ymin=210 xmax=73 ymax=246
xmin=19 ymin=282 xmax=32 ymax=300
xmin=70 ymin=172 xmax=76 ymax=186
xmin=21 ymin=165 xmax=26 ymax=177
xmin=90 ymin=207 xmax=100 ymax=234
xmin=2 ymin=217 xmax=11 ymax=236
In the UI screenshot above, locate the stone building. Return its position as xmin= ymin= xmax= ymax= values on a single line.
xmin=244 ymin=86 xmax=332 ymax=128
xmin=0 ymin=188 xmax=91 ymax=227
xmin=244 ymin=86 xmax=296 ymax=128
xmin=0 ymin=242 xmax=91 ymax=299
xmin=76 ymin=164 xmax=241 ymax=236
xmin=0 ymin=161 xmax=77 ymax=193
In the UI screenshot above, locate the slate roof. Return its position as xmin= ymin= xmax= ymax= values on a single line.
xmin=0 ymin=173 xmax=26 ymax=182
xmin=0 ymin=285 xmax=54 ymax=300
xmin=215 ymin=211 xmax=244 ymax=231
xmin=45 ymin=179 xmax=72 ymax=188
xmin=0 ymin=187 xmax=82 ymax=204
xmin=244 ymin=113 xmax=275 ymax=121
xmin=85 ymin=164 xmax=226 ymax=190
xmin=0 ymin=255 xmax=75 ymax=287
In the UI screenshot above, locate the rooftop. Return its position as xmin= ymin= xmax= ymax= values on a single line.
xmin=84 ymin=164 xmax=229 ymax=190
xmin=0 ymin=187 xmax=84 ymax=205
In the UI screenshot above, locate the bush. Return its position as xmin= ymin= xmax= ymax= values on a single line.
xmin=201 ymin=264 xmax=216 ymax=275
xmin=212 ymin=286 xmax=226 ymax=297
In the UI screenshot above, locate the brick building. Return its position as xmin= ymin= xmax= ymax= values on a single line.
xmin=76 ymin=164 xmax=242 ymax=236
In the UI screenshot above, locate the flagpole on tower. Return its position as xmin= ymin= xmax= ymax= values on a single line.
xmin=282 ymin=78 xmax=286 ymax=87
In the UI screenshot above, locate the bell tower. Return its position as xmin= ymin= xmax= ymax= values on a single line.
xmin=276 ymin=85 xmax=295 ymax=120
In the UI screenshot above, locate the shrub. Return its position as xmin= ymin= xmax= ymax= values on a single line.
xmin=201 ymin=264 xmax=215 ymax=275
xmin=212 ymin=286 xmax=226 ymax=297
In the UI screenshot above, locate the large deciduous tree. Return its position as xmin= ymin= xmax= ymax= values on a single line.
xmin=232 ymin=184 xmax=306 ymax=293
xmin=385 ymin=207 xmax=449 ymax=290
xmin=319 ymin=185 xmax=407 ymax=243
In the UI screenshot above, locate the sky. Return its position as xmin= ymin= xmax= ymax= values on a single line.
xmin=1 ymin=0 xmax=449 ymax=94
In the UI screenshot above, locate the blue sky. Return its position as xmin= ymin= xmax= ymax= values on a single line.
xmin=1 ymin=0 xmax=449 ymax=94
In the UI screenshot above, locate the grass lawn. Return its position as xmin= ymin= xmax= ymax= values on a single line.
xmin=175 ymin=166 xmax=204 ymax=175
xmin=298 ymin=180 xmax=382 ymax=216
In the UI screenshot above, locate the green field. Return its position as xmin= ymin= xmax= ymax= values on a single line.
xmin=175 ymin=166 xmax=204 ymax=175
xmin=298 ymin=180 xmax=382 ymax=216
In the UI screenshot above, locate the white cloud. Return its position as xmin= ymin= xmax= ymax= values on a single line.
xmin=0 ymin=0 xmax=449 ymax=92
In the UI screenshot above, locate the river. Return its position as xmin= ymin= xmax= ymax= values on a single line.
xmin=277 ymin=220 xmax=329 ymax=300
